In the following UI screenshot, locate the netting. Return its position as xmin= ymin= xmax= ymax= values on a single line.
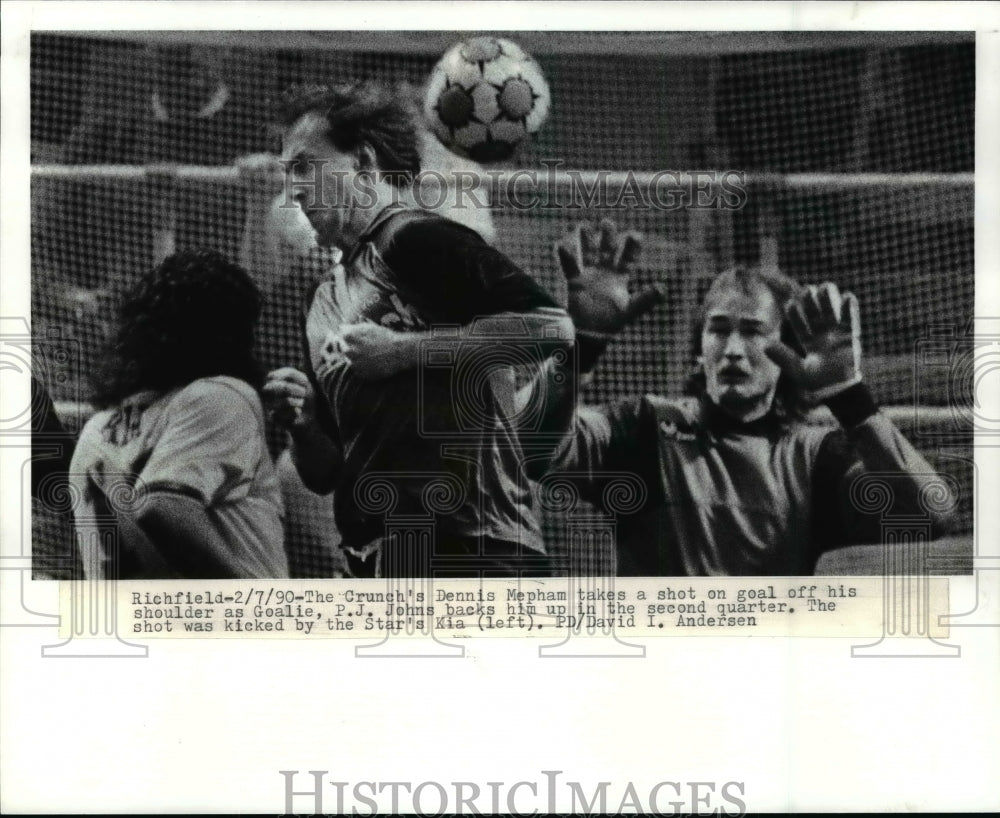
xmin=29 ymin=32 xmax=975 ymax=578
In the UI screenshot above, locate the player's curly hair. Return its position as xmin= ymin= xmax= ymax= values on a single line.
xmin=279 ymin=81 xmax=421 ymax=189
xmin=684 ymin=264 xmax=811 ymax=422
xmin=92 ymin=250 xmax=263 ymax=408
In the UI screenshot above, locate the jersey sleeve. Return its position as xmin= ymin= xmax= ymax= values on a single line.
xmin=383 ymin=217 xmax=561 ymax=323
xmin=810 ymin=429 xmax=861 ymax=554
xmin=549 ymin=396 xmax=657 ymax=510
xmin=139 ymin=378 xmax=266 ymax=507
xmin=298 ymin=280 xmax=340 ymax=442
xmin=811 ymin=382 xmax=956 ymax=551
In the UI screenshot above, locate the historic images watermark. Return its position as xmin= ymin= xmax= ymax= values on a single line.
xmin=1 ymin=315 xmax=149 ymax=655
xmin=278 ymin=159 xmax=749 ymax=213
xmin=279 ymin=769 xmax=748 ymax=816
xmin=913 ymin=318 xmax=1000 ymax=444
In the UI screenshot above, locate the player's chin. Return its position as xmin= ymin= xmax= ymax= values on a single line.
xmin=716 ymin=383 xmax=758 ymax=406
xmin=311 ymin=222 xmax=341 ymax=250
xmin=300 ymin=210 xmax=332 ymax=238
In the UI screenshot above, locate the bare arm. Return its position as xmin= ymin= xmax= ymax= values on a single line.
xmin=337 ymin=307 xmax=574 ymax=380
xmin=288 ymin=417 xmax=341 ymax=496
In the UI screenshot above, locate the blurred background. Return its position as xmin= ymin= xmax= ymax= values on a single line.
xmin=29 ymin=31 xmax=975 ymax=576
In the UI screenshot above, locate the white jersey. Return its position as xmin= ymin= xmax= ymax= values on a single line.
xmin=69 ymin=376 xmax=288 ymax=579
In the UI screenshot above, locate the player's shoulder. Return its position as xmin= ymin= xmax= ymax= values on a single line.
xmin=786 ymin=411 xmax=841 ymax=441
xmin=73 ymin=406 xmax=115 ymax=455
xmin=70 ymin=399 xmax=153 ymax=474
xmin=779 ymin=413 xmax=842 ymax=464
xmin=639 ymin=394 xmax=702 ymax=433
xmin=171 ymin=376 xmax=263 ymax=419
xmin=75 ymin=391 xmax=159 ymax=445
xmin=379 ymin=206 xmax=481 ymax=252
xmin=176 ymin=375 xmax=261 ymax=404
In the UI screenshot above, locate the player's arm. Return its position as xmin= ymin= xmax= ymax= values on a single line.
xmin=337 ymin=309 xmax=571 ymax=380
xmin=132 ymin=492 xmax=251 ymax=578
xmin=766 ymin=284 xmax=957 ymax=545
xmin=810 ymin=399 xmax=956 ymax=549
xmin=516 ymin=220 xmax=666 ymax=465
xmin=544 ymin=397 xmax=652 ymax=506
xmin=263 ymin=367 xmax=341 ymax=496
xmin=335 ymin=218 xmax=574 ymax=380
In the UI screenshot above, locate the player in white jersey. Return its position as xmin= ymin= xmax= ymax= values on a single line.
xmin=69 ymin=250 xmax=288 ymax=579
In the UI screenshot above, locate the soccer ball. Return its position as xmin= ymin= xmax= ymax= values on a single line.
xmin=424 ymin=36 xmax=551 ymax=163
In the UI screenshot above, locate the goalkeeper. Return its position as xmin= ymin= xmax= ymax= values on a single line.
xmin=539 ymin=221 xmax=956 ymax=575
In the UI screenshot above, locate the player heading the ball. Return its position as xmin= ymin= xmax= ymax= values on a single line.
xmin=267 ymin=80 xmax=573 ymax=579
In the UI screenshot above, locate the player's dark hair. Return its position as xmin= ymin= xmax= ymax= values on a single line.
xmin=91 ymin=249 xmax=263 ymax=408
xmin=280 ymin=81 xmax=421 ymax=189
xmin=684 ymin=265 xmax=811 ymax=422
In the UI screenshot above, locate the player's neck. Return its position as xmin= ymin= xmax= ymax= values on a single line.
xmin=713 ymin=394 xmax=773 ymax=425
xmin=349 ymin=183 xmax=401 ymax=247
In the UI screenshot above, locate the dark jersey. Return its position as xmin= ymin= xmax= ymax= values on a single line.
xmin=304 ymin=204 xmax=562 ymax=553
xmin=552 ymin=385 xmax=935 ymax=575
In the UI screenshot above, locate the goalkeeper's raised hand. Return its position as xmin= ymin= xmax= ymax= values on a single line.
xmin=555 ymin=219 xmax=665 ymax=371
xmin=765 ymin=282 xmax=863 ymax=402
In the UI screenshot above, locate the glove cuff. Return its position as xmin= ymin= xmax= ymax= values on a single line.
xmin=807 ymin=372 xmax=863 ymax=403
xmin=822 ymin=380 xmax=878 ymax=429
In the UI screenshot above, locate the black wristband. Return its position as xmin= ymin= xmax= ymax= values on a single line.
xmin=824 ymin=381 xmax=878 ymax=429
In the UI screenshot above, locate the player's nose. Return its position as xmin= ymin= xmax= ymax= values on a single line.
xmin=722 ymin=331 xmax=746 ymax=357
xmin=292 ymin=184 xmax=326 ymax=213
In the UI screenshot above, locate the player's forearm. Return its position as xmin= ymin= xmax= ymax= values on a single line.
xmin=134 ymin=493 xmax=247 ymax=578
xmin=465 ymin=307 xmax=575 ymax=344
xmin=828 ymin=383 xmax=956 ymax=536
xmin=239 ymin=193 xmax=282 ymax=278
xmin=397 ymin=308 xmax=575 ymax=369
xmin=288 ymin=419 xmax=341 ymax=496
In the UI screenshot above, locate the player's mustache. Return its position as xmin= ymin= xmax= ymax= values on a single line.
xmin=718 ymin=365 xmax=750 ymax=380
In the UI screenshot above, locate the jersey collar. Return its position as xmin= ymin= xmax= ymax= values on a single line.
xmin=344 ymin=201 xmax=413 ymax=265
xmin=700 ymin=395 xmax=787 ymax=438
